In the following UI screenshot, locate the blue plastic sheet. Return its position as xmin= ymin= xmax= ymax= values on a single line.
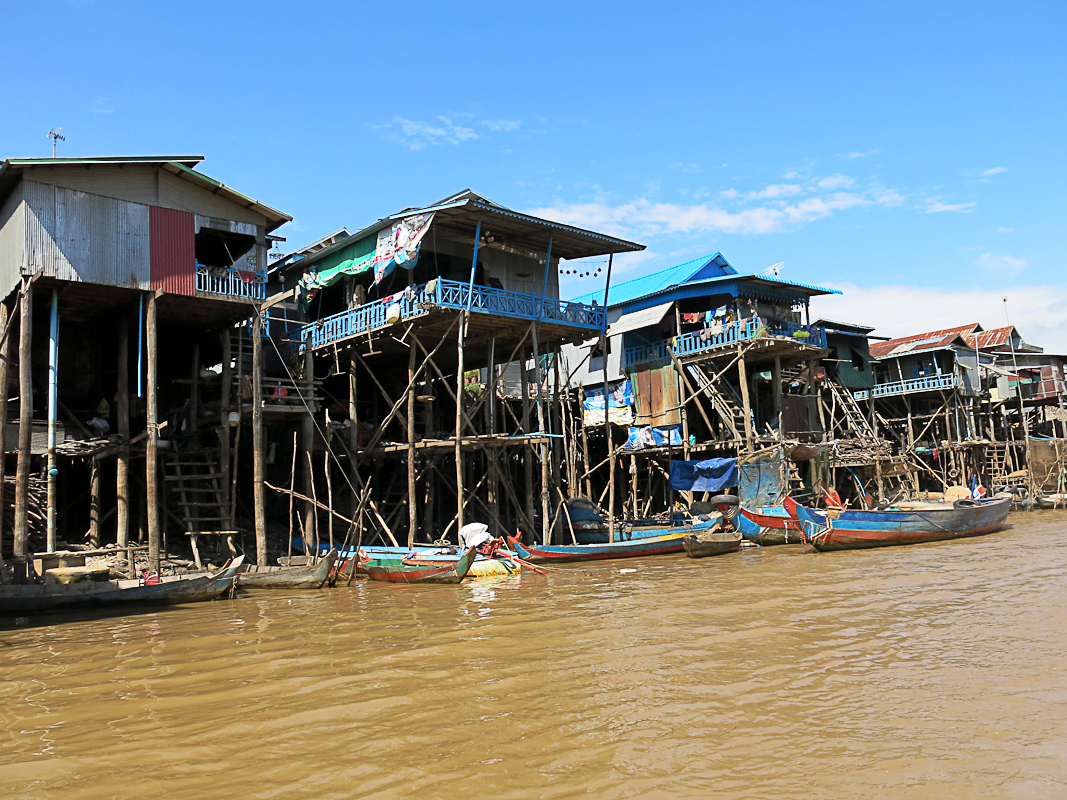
xmin=738 ymin=449 xmax=787 ymax=509
xmin=669 ymin=458 xmax=738 ymax=492
xmin=583 ymin=379 xmax=635 ymax=410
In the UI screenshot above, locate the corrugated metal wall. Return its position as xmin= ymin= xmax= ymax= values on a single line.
xmin=0 ymin=182 xmax=26 ymax=296
xmin=150 ymin=206 xmax=195 ymax=295
xmin=22 ymin=180 xmax=151 ymax=288
xmin=158 ymin=170 xmax=266 ymax=227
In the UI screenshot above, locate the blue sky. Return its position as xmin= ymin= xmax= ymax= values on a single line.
xmin=4 ymin=1 xmax=1066 ymax=346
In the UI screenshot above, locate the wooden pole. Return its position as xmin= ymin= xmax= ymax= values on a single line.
xmin=0 ymin=301 xmax=10 ymax=551
xmin=287 ymin=431 xmax=297 ymax=557
xmin=45 ymin=288 xmax=58 ymax=553
xmin=252 ymin=310 xmax=267 ymax=565
xmin=348 ymin=352 xmax=359 ymax=515
xmin=325 ymin=450 xmax=334 ymax=550
xmin=407 ymin=342 xmax=417 ymax=546
xmin=531 ymin=327 xmax=550 ymax=545
xmin=145 ymin=293 xmax=161 ymax=573
xmin=601 ymin=254 xmax=615 ymax=542
xmin=88 ymin=457 xmax=101 ymax=547
xmin=189 ymin=341 xmax=199 ymax=432
xmin=737 ymin=347 xmax=755 ymax=452
xmin=14 ymin=280 xmax=32 ymax=559
xmin=218 ymin=328 xmax=232 ymax=528
xmin=116 ymin=315 xmax=130 ymax=548
xmin=521 ymin=346 xmax=535 ymax=537
xmin=302 ymin=342 xmax=315 ymax=551
xmin=455 ymin=313 xmax=466 ymax=533
xmin=772 ymin=356 xmax=782 ymax=438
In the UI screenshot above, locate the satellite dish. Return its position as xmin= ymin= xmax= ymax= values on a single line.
xmin=764 ymin=261 xmax=784 ymax=277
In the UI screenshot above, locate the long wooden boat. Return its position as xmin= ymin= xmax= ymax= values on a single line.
xmin=361 ymin=546 xmax=478 ymax=584
xmin=737 ymin=506 xmax=804 ymax=545
xmin=784 ymin=496 xmax=1012 ymax=551
xmin=682 ymin=530 xmax=742 ymax=559
xmin=505 ymin=521 xmax=717 ymax=563
xmin=0 ymin=556 xmax=244 ymax=614
xmin=237 ymin=550 xmax=338 ymax=589
xmin=305 ymin=542 xmax=521 ymax=579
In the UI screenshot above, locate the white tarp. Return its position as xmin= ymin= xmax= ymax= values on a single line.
xmin=373 ymin=212 xmax=434 ymax=284
xmin=607 ymin=301 xmax=674 ymax=337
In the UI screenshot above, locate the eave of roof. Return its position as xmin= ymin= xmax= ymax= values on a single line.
xmin=284 ymin=191 xmax=645 ymax=275
xmin=813 ymin=318 xmax=876 ymax=334
xmin=162 ymin=162 xmax=291 ymax=232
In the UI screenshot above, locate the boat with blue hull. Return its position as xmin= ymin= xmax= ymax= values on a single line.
xmin=737 ymin=506 xmax=804 ymax=545
xmin=783 ymin=496 xmax=1012 ymax=551
xmin=506 ymin=521 xmax=719 ymax=563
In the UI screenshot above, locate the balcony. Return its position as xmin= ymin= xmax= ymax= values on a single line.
xmin=303 ymin=278 xmax=606 ymax=350
xmin=196 ymin=265 xmax=266 ymax=300
xmin=623 ymin=318 xmax=828 ymax=369
xmin=853 ymin=373 xmax=958 ymax=400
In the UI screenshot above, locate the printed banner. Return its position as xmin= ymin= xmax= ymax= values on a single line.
xmin=373 ymin=212 xmax=434 ymax=284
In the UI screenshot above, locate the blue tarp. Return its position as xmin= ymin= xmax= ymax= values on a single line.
xmin=738 ymin=449 xmax=787 ymax=509
xmin=669 ymin=458 xmax=738 ymax=492
xmin=625 ymin=424 xmax=684 ymax=449
xmin=583 ymin=379 xmax=635 ymax=410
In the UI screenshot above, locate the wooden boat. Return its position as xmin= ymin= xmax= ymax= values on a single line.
xmin=360 ymin=546 xmax=478 ymax=584
xmin=505 ymin=521 xmax=717 ymax=563
xmin=682 ymin=530 xmax=743 ymax=558
xmin=305 ymin=542 xmax=521 ymax=579
xmin=737 ymin=506 xmax=804 ymax=545
xmin=237 ymin=549 xmax=338 ymax=589
xmin=0 ymin=556 xmax=244 ymax=615
xmin=784 ymin=495 xmax=1012 ymax=551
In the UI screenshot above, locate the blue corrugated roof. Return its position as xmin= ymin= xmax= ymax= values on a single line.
xmin=571 ymin=253 xmax=840 ymax=310
xmin=571 ymin=253 xmax=734 ymax=307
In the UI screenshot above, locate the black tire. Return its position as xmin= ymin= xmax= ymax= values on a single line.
xmin=708 ymin=494 xmax=738 ymax=506
xmin=953 ymin=498 xmax=981 ymax=508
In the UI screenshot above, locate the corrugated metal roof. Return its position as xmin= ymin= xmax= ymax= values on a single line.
xmin=813 ymin=318 xmax=876 ymax=335
xmin=608 ymin=301 xmax=674 ymax=336
xmin=283 ymin=190 xmax=645 ymax=275
xmin=572 ymin=257 xmax=840 ymax=310
xmin=962 ymin=326 xmax=1018 ymax=350
xmin=869 ymin=324 xmax=979 ymax=359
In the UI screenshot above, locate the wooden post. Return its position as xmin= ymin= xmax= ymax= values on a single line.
xmin=521 ymin=346 xmax=535 ymax=536
xmin=13 ymin=281 xmax=32 ymax=560
xmin=580 ymin=413 xmax=592 ymax=498
xmin=531 ymin=327 xmax=551 ymax=545
xmin=145 ymin=293 xmax=161 ymax=573
xmin=772 ymin=356 xmax=782 ymax=438
xmin=88 ymin=457 xmax=101 ymax=547
xmin=0 ymin=302 xmax=10 ymax=550
xmin=218 ymin=328 xmax=232 ymax=527
xmin=302 ymin=342 xmax=315 ymax=552
xmin=407 ymin=342 xmax=417 ymax=546
xmin=252 ymin=310 xmax=267 ymax=565
xmin=455 ymin=314 xmax=466 ymax=533
xmin=348 ymin=352 xmax=359 ymax=515
xmin=602 ymin=254 xmax=615 ymax=542
xmin=737 ymin=347 xmax=755 ymax=452
xmin=116 ymin=315 xmax=130 ymax=548
xmin=189 ymin=341 xmax=199 ymax=432
xmin=46 ymin=288 xmax=58 ymax=553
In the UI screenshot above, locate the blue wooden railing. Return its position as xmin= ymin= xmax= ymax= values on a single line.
xmin=302 ymin=278 xmax=606 ymax=349
xmin=623 ymin=318 xmax=828 ymax=368
xmin=196 ymin=265 xmax=266 ymax=300
xmin=853 ymin=373 xmax=958 ymax=400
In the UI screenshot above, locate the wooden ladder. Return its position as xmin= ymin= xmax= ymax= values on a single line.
xmin=164 ymin=448 xmax=236 ymax=568
xmin=686 ymin=363 xmax=747 ymax=441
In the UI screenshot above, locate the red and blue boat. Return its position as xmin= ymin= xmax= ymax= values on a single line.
xmin=783 ymin=495 xmax=1012 ymax=551
xmin=737 ymin=506 xmax=804 ymax=545
xmin=359 ymin=545 xmax=479 ymax=584
xmin=506 ymin=521 xmax=718 ymax=563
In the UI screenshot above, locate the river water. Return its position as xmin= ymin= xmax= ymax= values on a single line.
xmin=2 ymin=511 xmax=1066 ymax=799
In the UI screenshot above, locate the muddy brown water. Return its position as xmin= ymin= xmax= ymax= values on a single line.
xmin=2 ymin=512 xmax=1066 ymax=799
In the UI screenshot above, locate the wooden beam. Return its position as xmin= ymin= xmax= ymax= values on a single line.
xmin=145 ymin=292 xmax=161 ymax=573
xmin=116 ymin=315 xmax=130 ymax=548
xmin=252 ymin=310 xmax=267 ymax=565
xmin=13 ymin=281 xmax=32 ymax=559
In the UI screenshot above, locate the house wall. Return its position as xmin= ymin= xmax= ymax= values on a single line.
xmin=0 ymin=181 xmax=26 ymax=295
xmin=426 ymin=235 xmax=560 ymax=299
xmin=826 ymin=334 xmax=874 ymax=390
xmin=22 ymin=179 xmax=152 ymax=289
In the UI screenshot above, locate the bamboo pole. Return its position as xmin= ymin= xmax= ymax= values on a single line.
xmin=252 ymin=310 xmax=267 ymax=565
xmin=45 ymin=289 xmax=58 ymax=553
xmin=88 ymin=457 xmax=101 ymax=547
xmin=601 ymin=253 xmax=615 ymax=542
xmin=736 ymin=346 xmax=755 ymax=452
xmin=455 ymin=314 xmax=466 ymax=533
xmin=325 ymin=450 xmax=334 ymax=551
xmin=302 ymin=342 xmax=316 ymax=550
xmin=116 ymin=314 xmax=130 ymax=548
xmin=145 ymin=293 xmax=161 ymax=573
xmin=288 ymin=431 xmax=297 ymax=558
xmin=349 ymin=351 xmax=359 ymax=516
xmin=531 ymin=327 xmax=550 ymax=545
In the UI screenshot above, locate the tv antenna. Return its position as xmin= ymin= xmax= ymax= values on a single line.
xmin=764 ymin=261 xmax=784 ymax=277
xmin=48 ymin=128 xmax=66 ymax=158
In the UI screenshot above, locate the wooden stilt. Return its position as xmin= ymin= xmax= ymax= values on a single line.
xmin=737 ymin=348 xmax=755 ymax=452
xmin=521 ymin=346 xmax=534 ymax=537
xmin=348 ymin=352 xmax=359 ymax=515
xmin=407 ymin=342 xmax=417 ymax=546
xmin=116 ymin=315 xmax=130 ymax=548
xmin=88 ymin=457 xmax=101 ymax=547
xmin=252 ymin=310 xmax=267 ymax=565
xmin=302 ymin=342 xmax=315 ymax=552
xmin=190 ymin=341 xmax=199 ymax=431
xmin=145 ymin=293 xmax=161 ymax=573
xmin=325 ymin=451 xmax=334 ymax=551
xmin=287 ymin=431 xmax=297 ymax=557
xmin=218 ymin=328 xmax=232 ymax=528
xmin=0 ymin=301 xmax=10 ymax=551
xmin=531 ymin=327 xmax=550 ymax=545
xmin=455 ymin=314 xmax=466 ymax=533
xmin=772 ymin=356 xmax=782 ymax=438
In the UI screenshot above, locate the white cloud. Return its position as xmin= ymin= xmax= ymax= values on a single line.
xmin=981 ymin=166 xmax=1008 ymax=177
xmin=812 ymin=283 xmax=1067 ymax=353
xmin=481 ymin=119 xmax=520 ymax=132
xmin=975 ymin=252 xmax=1027 ymax=274
xmin=926 ymin=199 xmax=977 ymax=213
xmin=90 ymin=98 xmax=113 ymax=114
xmin=839 ymin=149 xmax=880 ymax=160
xmin=817 ymin=173 xmax=855 ymax=190
xmin=996 ymin=226 xmax=1015 ymax=233
xmin=383 ymin=115 xmax=522 ymax=150
xmin=527 ymin=185 xmax=903 ymax=239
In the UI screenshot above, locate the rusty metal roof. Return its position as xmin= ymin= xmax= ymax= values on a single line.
xmin=868 ymin=324 xmax=980 ymax=359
